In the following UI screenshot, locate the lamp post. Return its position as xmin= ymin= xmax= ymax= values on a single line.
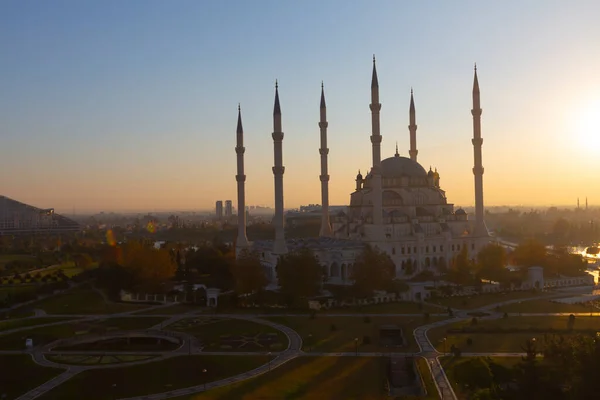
xmin=354 ymin=337 xmax=359 ymax=356
xmin=202 ymin=368 xmax=207 ymax=391
xmin=111 ymin=383 xmax=117 ymax=400
xmin=267 ymin=352 xmax=272 ymax=371
xmin=442 ymin=337 xmax=447 ymax=355
xmin=188 ymin=338 xmax=191 ymax=355
xmin=308 ymin=333 xmax=313 ymax=352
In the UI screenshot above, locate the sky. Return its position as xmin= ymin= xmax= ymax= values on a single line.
xmin=1 ymin=1 xmax=599 ymax=214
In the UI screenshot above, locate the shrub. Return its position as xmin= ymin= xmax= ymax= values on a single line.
xmin=423 ymin=312 xmax=430 ymax=322
xmin=330 ymin=324 xmax=337 ymax=332
xmin=503 ymin=312 xmax=508 ymax=319
xmin=363 ymin=316 xmax=371 ymax=323
xmin=471 ymin=317 xmax=478 ymax=326
xmin=309 ymin=310 xmax=316 ymax=319
xmin=362 ymin=335 xmax=371 ymax=345
xmin=466 ymin=337 xmax=473 ymax=346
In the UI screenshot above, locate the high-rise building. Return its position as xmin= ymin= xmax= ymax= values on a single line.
xmin=225 ymin=200 xmax=233 ymax=217
xmin=215 ymin=200 xmax=223 ymax=220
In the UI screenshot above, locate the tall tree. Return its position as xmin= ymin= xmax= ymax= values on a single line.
xmin=351 ymin=245 xmax=395 ymax=297
xmin=476 ymin=243 xmax=508 ymax=282
xmin=276 ymin=248 xmax=322 ymax=305
xmin=448 ymin=246 xmax=475 ymax=285
xmin=121 ymin=240 xmax=176 ymax=292
xmin=512 ymin=239 xmax=547 ymax=268
xmin=231 ymin=250 xmax=268 ymax=296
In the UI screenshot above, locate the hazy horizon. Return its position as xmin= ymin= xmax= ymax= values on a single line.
xmin=2 ymin=1 xmax=599 ymax=212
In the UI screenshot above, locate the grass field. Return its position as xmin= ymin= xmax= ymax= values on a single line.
xmin=176 ymin=356 xmax=389 ymax=400
xmin=428 ymin=291 xmax=552 ymax=310
xmin=31 ymin=290 xmax=150 ymax=315
xmin=416 ymin=357 xmax=440 ymax=399
xmin=37 ymin=355 xmax=266 ymax=400
xmin=0 ymin=355 xmax=64 ymax=399
xmin=499 ymin=299 xmax=596 ymax=313
xmin=267 ymin=315 xmax=445 ymax=353
xmin=172 ymin=317 xmax=288 ymax=352
xmin=322 ymin=301 xmax=441 ymax=314
xmin=0 ymin=317 xmax=75 ymax=332
xmin=429 ymin=315 xmax=600 ymax=353
xmin=440 ymin=356 xmax=521 ymax=398
xmin=0 ymin=254 xmax=38 ymax=268
xmin=136 ymin=303 xmax=202 ymax=315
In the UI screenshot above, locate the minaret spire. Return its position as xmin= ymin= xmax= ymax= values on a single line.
xmin=272 ymin=81 xmax=288 ymax=254
xmin=235 ymin=104 xmax=249 ymax=253
xmin=319 ymin=83 xmax=333 ymax=237
xmin=471 ymin=64 xmax=488 ymax=237
xmin=370 ymin=56 xmax=383 ymax=227
xmin=409 ymin=88 xmax=418 ymax=162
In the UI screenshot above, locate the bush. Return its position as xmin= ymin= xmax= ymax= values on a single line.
xmin=330 ymin=324 xmax=337 ymax=332
xmin=503 ymin=312 xmax=508 ymax=319
xmin=471 ymin=317 xmax=478 ymax=326
xmin=466 ymin=337 xmax=473 ymax=346
xmin=363 ymin=316 xmax=371 ymax=323
xmin=423 ymin=312 xmax=430 ymax=322
xmin=309 ymin=310 xmax=316 ymax=319
xmin=362 ymin=335 xmax=371 ymax=345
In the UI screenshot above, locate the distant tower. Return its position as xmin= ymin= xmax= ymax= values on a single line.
xmin=215 ymin=201 xmax=223 ymax=220
xmin=578 ymin=198 xmax=580 ymax=210
xmin=408 ymin=88 xmax=418 ymax=162
xmin=318 ymin=83 xmax=333 ymax=237
xmin=225 ymin=200 xmax=233 ymax=217
xmin=235 ymin=105 xmax=249 ymax=250
xmin=370 ymin=56 xmax=383 ymax=225
xmin=471 ymin=64 xmax=488 ymax=237
xmin=272 ymin=81 xmax=288 ymax=254
xmin=586 ymin=197 xmax=588 ymax=210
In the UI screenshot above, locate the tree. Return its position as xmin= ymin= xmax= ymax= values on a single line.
xmin=231 ymin=250 xmax=268 ymax=296
xmin=276 ymin=248 xmax=322 ymax=306
xmin=512 ymin=239 xmax=547 ymax=268
xmin=120 ymin=240 xmax=176 ymax=292
xmin=476 ymin=243 xmax=507 ymax=282
xmin=567 ymin=314 xmax=576 ymax=331
xmin=351 ymin=245 xmax=395 ymax=297
xmin=448 ymin=246 xmax=475 ymax=285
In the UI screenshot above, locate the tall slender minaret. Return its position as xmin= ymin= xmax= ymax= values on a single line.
xmin=408 ymin=88 xmax=418 ymax=162
xmin=235 ymin=104 xmax=249 ymax=251
xmin=370 ymin=56 xmax=383 ymax=226
xmin=272 ymin=81 xmax=288 ymax=254
xmin=471 ymin=64 xmax=488 ymax=237
xmin=318 ymin=82 xmax=333 ymax=237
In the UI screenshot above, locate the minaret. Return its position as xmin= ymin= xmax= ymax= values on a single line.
xmin=471 ymin=65 xmax=488 ymax=237
xmin=370 ymin=56 xmax=383 ymax=226
xmin=409 ymin=88 xmax=418 ymax=162
xmin=318 ymin=82 xmax=333 ymax=237
xmin=272 ymin=81 xmax=288 ymax=254
xmin=235 ymin=104 xmax=249 ymax=252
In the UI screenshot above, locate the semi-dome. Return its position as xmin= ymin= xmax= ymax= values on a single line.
xmin=380 ymin=155 xmax=428 ymax=178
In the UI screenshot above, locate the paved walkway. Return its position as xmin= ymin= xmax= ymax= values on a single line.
xmin=7 ymin=290 xmax=586 ymax=400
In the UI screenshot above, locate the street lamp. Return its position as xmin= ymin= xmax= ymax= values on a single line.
xmin=442 ymin=337 xmax=447 ymax=354
xmin=308 ymin=333 xmax=313 ymax=352
xmin=267 ymin=352 xmax=272 ymax=371
xmin=202 ymin=368 xmax=207 ymax=391
xmin=111 ymin=384 xmax=117 ymax=400
xmin=354 ymin=337 xmax=359 ymax=356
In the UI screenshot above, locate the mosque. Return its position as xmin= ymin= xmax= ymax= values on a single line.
xmin=234 ymin=58 xmax=490 ymax=286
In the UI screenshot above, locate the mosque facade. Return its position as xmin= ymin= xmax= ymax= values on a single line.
xmin=235 ymin=58 xmax=490 ymax=285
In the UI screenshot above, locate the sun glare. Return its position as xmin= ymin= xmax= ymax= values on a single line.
xmin=577 ymin=100 xmax=600 ymax=151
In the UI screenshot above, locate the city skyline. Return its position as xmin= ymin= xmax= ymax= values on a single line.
xmin=1 ymin=1 xmax=599 ymax=213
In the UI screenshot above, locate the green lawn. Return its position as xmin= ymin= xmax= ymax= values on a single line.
xmin=136 ymin=303 xmax=202 ymax=315
xmin=429 ymin=316 xmax=600 ymax=353
xmin=45 ymin=354 xmax=157 ymax=366
xmin=38 ymin=355 xmax=266 ymax=400
xmin=171 ymin=317 xmax=288 ymax=352
xmin=440 ymin=356 xmax=521 ymax=399
xmin=0 ymin=254 xmax=38 ymax=269
xmin=428 ymin=291 xmax=553 ymax=310
xmin=0 ymin=317 xmax=165 ymax=350
xmin=177 ymin=356 xmax=389 ymax=400
xmin=0 ymin=355 xmax=64 ymax=399
xmin=267 ymin=315 xmax=444 ymax=353
xmin=31 ymin=290 xmax=151 ymax=315
xmin=499 ymin=299 xmax=596 ymax=313
xmin=416 ymin=357 xmax=440 ymax=399
xmin=322 ymin=301 xmax=441 ymax=314
xmin=0 ymin=317 xmax=75 ymax=332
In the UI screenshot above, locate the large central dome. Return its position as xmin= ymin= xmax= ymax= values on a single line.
xmin=380 ymin=154 xmax=427 ymax=178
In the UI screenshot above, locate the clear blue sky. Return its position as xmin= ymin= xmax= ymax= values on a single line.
xmin=1 ymin=1 xmax=599 ymax=213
